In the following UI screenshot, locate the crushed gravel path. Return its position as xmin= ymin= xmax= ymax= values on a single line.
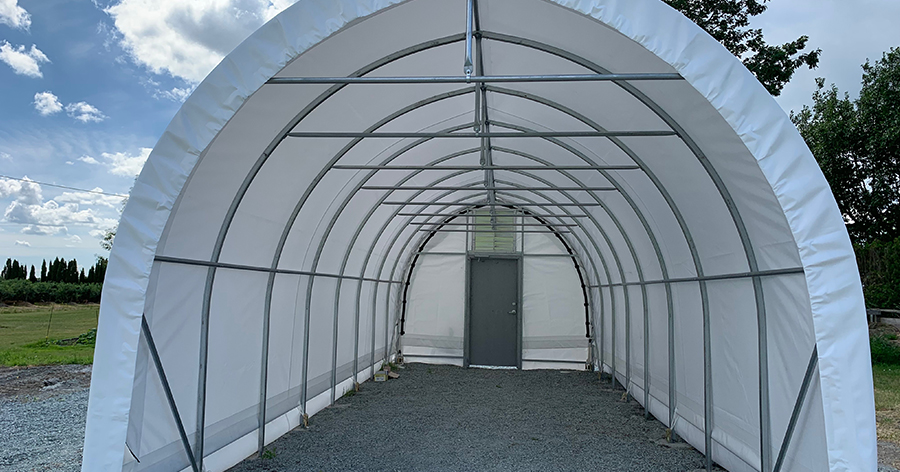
xmin=230 ymin=363 xmax=709 ymax=472
xmin=0 ymin=365 xmax=91 ymax=472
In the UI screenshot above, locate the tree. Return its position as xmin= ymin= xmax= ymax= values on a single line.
xmin=29 ymin=266 xmax=37 ymax=283
xmin=792 ymin=48 xmax=900 ymax=244
xmin=100 ymin=227 xmax=116 ymax=251
xmin=665 ymin=0 xmax=820 ymax=96
xmin=92 ymin=256 xmax=108 ymax=284
xmin=2 ymin=259 xmax=29 ymax=280
xmin=856 ymin=48 xmax=900 ymax=240
xmin=67 ymin=259 xmax=78 ymax=284
xmin=40 ymin=259 xmax=47 ymax=281
xmin=791 ymin=80 xmax=868 ymax=238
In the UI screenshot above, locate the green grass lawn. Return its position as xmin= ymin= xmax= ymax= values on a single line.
xmin=875 ymin=364 xmax=900 ymax=443
xmin=0 ymin=304 xmax=99 ymax=366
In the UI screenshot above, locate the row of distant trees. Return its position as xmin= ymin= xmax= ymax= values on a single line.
xmin=0 ymin=257 xmax=107 ymax=304
xmin=1 ymin=257 xmax=107 ymax=285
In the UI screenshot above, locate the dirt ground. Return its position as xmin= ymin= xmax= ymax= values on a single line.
xmin=0 ymin=364 xmax=92 ymax=401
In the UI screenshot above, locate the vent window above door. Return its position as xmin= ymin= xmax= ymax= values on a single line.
xmin=470 ymin=209 xmax=520 ymax=253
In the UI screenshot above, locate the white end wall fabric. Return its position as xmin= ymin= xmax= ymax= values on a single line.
xmin=402 ymin=218 xmax=589 ymax=368
xmin=82 ymin=0 xmax=875 ymax=471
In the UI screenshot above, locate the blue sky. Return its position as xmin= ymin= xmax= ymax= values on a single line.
xmin=0 ymin=0 xmax=898 ymax=273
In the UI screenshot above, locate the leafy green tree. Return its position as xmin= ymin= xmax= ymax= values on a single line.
xmin=857 ymin=237 xmax=900 ymax=309
xmin=29 ymin=265 xmax=37 ymax=283
xmin=100 ymin=227 xmax=115 ymax=251
xmin=856 ymin=48 xmax=900 ymax=240
xmin=40 ymin=259 xmax=47 ymax=281
xmin=792 ymin=48 xmax=900 ymax=244
xmin=665 ymin=0 xmax=821 ymax=95
xmin=791 ymin=80 xmax=867 ymax=237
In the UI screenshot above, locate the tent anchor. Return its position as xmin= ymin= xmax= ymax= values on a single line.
xmin=302 ymin=414 xmax=309 ymax=428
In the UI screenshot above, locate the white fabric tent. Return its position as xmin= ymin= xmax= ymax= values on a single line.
xmin=81 ymin=0 xmax=876 ymax=471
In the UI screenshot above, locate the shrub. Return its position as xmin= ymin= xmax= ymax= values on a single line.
xmin=871 ymin=335 xmax=900 ymax=365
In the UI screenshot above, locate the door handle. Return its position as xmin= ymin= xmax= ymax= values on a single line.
xmin=508 ymin=309 xmax=517 ymax=314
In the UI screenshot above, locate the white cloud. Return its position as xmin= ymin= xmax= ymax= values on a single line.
xmin=0 ymin=0 xmax=31 ymax=30
xmin=0 ymin=176 xmax=42 ymax=205
xmin=0 ymin=177 xmax=118 ymax=237
xmin=35 ymin=92 xmax=107 ymax=123
xmin=14 ymin=240 xmax=30 ymax=247
xmin=33 ymin=91 xmax=63 ymax=116
xmin=68 ymin=235 xmax=82 ymax=243
xmin=105 ymin=0 xmax=297 ymax=82
xmin=65 ymin=161 xmax=74 ymax=165
xmin=0 ymin=152 xmax=10 ymax=161
xmin=0 ymin=41 xmax=49 ymax=78
xmin=21 ymin=224 xmax=66 ymax=236
xmin=5 ymin=200 xmax=116 ymax=233
xmin=155 ymin=86 xmax=194 ymax=102
xmin=55 ymin=189 xmax=123 ymax=208
xmin=65 ymin=102 xmax=107 ymax=123
xmin=97 ymin=147 xmax=150 ymax=177
xmin=78 ymin=155 xmax=100 ymax=165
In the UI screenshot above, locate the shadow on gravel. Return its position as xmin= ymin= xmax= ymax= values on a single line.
xmin=229 ymin=363 xmax=710 ymax=472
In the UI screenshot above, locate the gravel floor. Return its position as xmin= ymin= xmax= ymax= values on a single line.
xmin=0 ymin=389 xmax=87 ymax=472
xmin=2 ymin=363 xmax=897 ymax=472
xmin=230 ymin=363 xmax=709 ymax=472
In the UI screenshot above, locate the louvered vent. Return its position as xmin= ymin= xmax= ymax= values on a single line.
xmin=471 ymin=209 xmax=518 ymax=253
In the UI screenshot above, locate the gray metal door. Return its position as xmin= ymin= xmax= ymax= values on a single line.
xmin=468 ymin=258 xmax=519 ymax=367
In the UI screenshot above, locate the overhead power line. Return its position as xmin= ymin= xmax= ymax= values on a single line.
xmin=0 ymin=174 xmax=129 ymax=198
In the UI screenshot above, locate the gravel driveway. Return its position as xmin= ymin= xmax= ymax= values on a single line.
xmin=0 ymin=365 xmax=91 ymax=472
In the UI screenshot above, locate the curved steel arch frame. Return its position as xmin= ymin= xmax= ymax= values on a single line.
xmin=365 ymin=188 xmax=610 ymax=383
xmin=290 ymin=35 xmax=765 ymax=469
xmin=304 ymin=107 xmax=712 ymax=456
xmin=245 ymin=88 xmax=657 ymax=444
xmin=386 ymin=193 xmax=604 ymax=364
xmin=319 ymin=156 xmax=622 ymax=409
xmin=226 ymin=62 xmax=727 ymax=472
xmin=165 ymin=18 xmax=776 ymax=472
xmin=383 ymin=188 xmax=610 ymax=356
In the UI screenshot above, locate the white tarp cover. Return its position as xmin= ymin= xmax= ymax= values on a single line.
xmin=81 ymin=0 xmax=876 ymax=471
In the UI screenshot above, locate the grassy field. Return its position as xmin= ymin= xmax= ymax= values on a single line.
xmin=0 ymin=304 xmax=99 ymax=366
xmin=875 ymin=363 xmax=900 ymax=443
